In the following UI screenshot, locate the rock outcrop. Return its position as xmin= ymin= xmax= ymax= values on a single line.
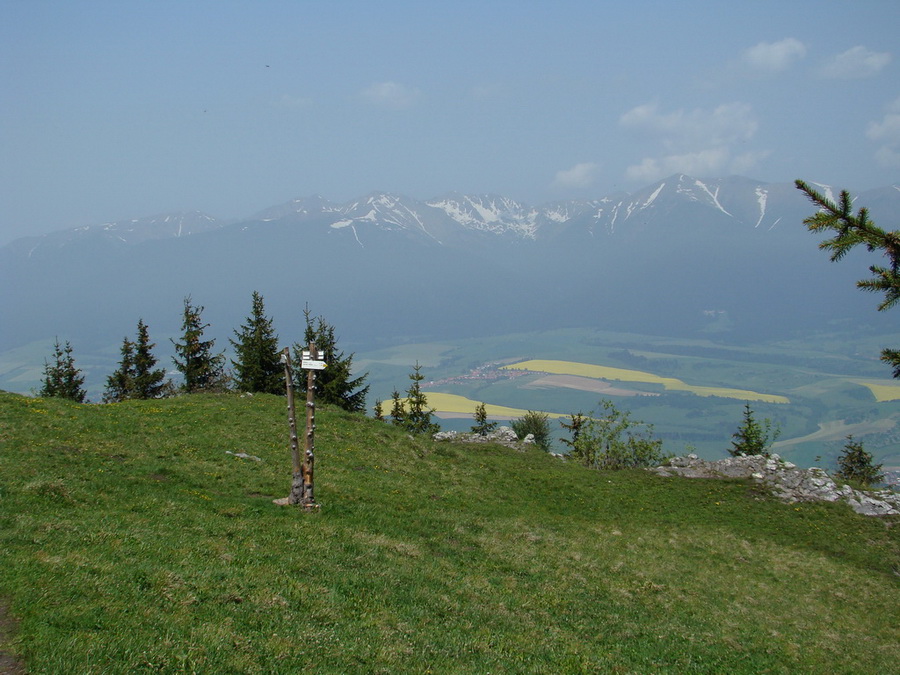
xmin=650 ymin=454 xmax=900 ymax=516
xmin=433 ymin=426 xmax=535 ymax=450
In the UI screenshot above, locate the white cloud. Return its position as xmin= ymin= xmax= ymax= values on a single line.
xmin=821 ymin=46 xmax=891 ymax=79
xmin=742 ymin=38 xmax=807 ymax=72
xmin=625 ymin=149 xmax=729 ymax=183
xmin=552 ymin=162 xmax=599 ymax=189
xmin=730 ymin=149 xmax=772 ymax=176
xmin=867 ymin=97 xmax=900 ymax=167
xmin=620 ymin=102 xmax=757 ymax=149
xmin=360 ymin=81 xmax=420 ymax=109
xmin=620 ymin=102 xmax=764 ymax=182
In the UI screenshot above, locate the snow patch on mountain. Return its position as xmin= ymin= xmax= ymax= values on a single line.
xmin=426 ymin=194 xmax=539 ymax=238
xmin=754 ymin=187 xmax=768 ymax=228
xmin=643 ymin=182 xmax=666 ymax=209
xmin=694 ymin=180 xmax=732 ymax=217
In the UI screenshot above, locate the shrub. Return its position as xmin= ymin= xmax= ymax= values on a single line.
xmin=571 ymin=400 xmax=668 ymax=470
xmin=511 ymin=410 xmax=551 ymax=451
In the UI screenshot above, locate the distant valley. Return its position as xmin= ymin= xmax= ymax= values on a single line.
xmin=2 ymin=174 xmax=899 ymax=471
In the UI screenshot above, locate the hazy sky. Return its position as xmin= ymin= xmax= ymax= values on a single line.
xmin=2 ymin=0 xmax=898 ymax=244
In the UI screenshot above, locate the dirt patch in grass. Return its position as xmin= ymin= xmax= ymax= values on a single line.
xmin=0 ymin=600 xmax=26 ymax=674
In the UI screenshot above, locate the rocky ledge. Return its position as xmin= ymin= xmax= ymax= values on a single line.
xmin=650 ymin=454 xmax=900 ymax=517
xmin=433 ymin=426 xmax=535 ymax=450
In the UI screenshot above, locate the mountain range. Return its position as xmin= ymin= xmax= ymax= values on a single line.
xmin=6 ymin=174 xmax=849 ymax=251
xmin=2 ymin=174 xmax=899 ymax=395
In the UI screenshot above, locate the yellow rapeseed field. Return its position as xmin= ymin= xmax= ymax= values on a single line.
xmin=394 ymin=392 xmax=567 ymax=419
xmin=501 ymin=359 xmax=790 ymax=404
xmin=856 ymin=381 xmax=900 ymax=402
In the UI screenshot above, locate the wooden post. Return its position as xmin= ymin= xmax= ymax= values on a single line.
xmin=276 ymin=344 xmax=319 ymax=508
xmin=282 ymin=348 xmax=305 ymax=505
xmin=302 ymin=342 xmax=317 ymax=505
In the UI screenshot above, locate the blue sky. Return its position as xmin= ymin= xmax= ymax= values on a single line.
xmin=2 ymin=0 xmax=898 ymax=244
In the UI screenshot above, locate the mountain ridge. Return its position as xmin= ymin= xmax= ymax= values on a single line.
xmin=9 ymin=174 xmax=895 ymax=254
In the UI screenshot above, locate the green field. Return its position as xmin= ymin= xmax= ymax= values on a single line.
xmin=1 ymin=391 xmax=898 ymax=673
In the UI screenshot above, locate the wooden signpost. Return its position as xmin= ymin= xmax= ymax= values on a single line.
xmin=277 ymin=343 xmax=325 ymax=509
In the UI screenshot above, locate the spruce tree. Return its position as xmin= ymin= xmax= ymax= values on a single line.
xmin=230 ymin=291 xmax=282 ymax=394
xmin=40 ymin=338 xmax=87 ymax=402
xmin=172 ymin=296 xmax=226 ymax=393
xmin=104 ymin=320 xmax=168 ymax=402
xmin=729 ymin=403 xmax=778 ymax=457
xmin=797 ymin=180 xmax=900 ymax=377
xmin=132 ymin=319 xmax=167 ymax=399
xmin=292 ymin=308 xmax=369 ymax=412
xmin=835 ymin=435 xmax=884 ymax=488
xmin=402 ymin=362 xmax=440 ymax=435
xmin=389 ymin=389 xmax=406 ymax=427
xmin=471 ymin=402 xmax=498 ymax=436
xmin=103 ymin=336 xmax=135 ymax=403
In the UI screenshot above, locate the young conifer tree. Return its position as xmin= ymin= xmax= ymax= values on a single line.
xmin=729 ymin=403 xmax=778 ymax=457
xmin=172 ymin=296 xmax=226 ymax=393
xmin=292 ymin=307 xmax=369 ymax=412
xmin=389 ymin=389 xmax=406 ymax=427
xmin=132 ymin=319 xmax=168 ymax=399
xmin=471 ymin=402 xmax=498 ymax=436
xmin=103 ymin=336 xmax=135 ymax=403
xmin=402 ymin=362 xmax=440 ymax=435
xmin=835 ymin=435 xmax=884 ymax=488
xmin=40 ymin=338 xmax=87 ymax=402
xmin=230 ymin=291 xmax=282 ymax=394
xmin=104 ymin=320 xmax=168 ymax=401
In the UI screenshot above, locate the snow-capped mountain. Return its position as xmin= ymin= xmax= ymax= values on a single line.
xmin=7 ymin=211 xmax=221 ymax=256
xmin=9 ymin=175 xmax=888 ymax=256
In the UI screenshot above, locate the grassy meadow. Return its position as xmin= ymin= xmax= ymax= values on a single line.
xmin=1 ymin=390 xmax=899 ymax=673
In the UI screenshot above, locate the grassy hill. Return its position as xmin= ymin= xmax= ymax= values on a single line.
xmin=1 ymin=390 xmax=898 ymax=673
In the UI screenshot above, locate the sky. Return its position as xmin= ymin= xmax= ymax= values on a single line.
xmin=2 ymin=0 xmax=899 ymax=245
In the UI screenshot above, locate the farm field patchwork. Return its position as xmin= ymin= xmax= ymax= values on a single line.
xmin=501 ymin=359 xmax=791 ymax=404
xmin=360 ymin=326 xmax=900 ymax=468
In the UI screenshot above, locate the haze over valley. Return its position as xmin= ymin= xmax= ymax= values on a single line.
xmin=2 ymin=174 xmax=900 ymax=475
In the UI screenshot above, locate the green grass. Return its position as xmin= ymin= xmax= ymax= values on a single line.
xmin=1 ymin=390 xmax=899 ymax=673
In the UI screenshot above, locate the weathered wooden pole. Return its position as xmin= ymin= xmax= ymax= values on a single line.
xmin=282 ymin=347 xmax=305 ymax=505
xmin=277 ymin=344 xmax=320 ymax=508
xmin=302 ymin=342 xmax=317 ymax=505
